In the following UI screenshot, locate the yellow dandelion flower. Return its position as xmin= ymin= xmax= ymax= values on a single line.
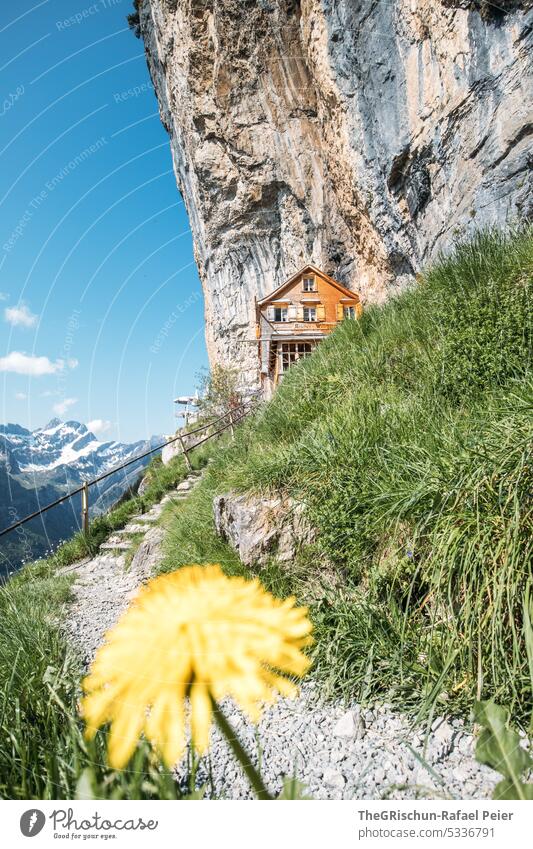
xmin=81 ymin=564 xmax=313 ymax=769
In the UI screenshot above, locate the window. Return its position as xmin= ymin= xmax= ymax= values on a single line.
xmin=273 ymin=307 xmax=288 ymax=322
xmin=280 ymin=342 xmax=313 ymax=374
xmin=343 ymin=306 xmax=356 ymax=319
xmin=303 ymin=306 xmax=316 ymax=322
xmin=302 ymin=277 xmax=315 ymax=292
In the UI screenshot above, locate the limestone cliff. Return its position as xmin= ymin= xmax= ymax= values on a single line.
xmin=137 ymin=0 xmax=532 ymax=387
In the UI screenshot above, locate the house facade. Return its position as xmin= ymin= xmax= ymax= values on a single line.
xmin=255 ymin=265 xmax=362 ymax=397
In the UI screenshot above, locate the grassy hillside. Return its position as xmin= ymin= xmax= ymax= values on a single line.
xmin=0 ymin=448 xmax=212 ymax=799
xmin=1 ymin=227 xmax=530 ymax=800
xmin=159 ymin=227 xmax=532 ymax=723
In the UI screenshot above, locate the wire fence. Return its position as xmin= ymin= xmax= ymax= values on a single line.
xmin=0 ymin=399 xmax=255 ymax=541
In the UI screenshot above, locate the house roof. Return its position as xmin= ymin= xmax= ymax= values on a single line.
xmin=257 ymin=264 xmax=360 ymax=305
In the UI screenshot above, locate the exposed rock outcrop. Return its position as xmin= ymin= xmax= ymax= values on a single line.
xmin=213 ymin=491 xmax=315 ymax=566
xmin=129 ymin=525 xmax=166 ymax=575
xmin=138 ymin=0 xmax=532 ymax=387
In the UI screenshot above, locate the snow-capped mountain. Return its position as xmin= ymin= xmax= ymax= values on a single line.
xmin=0 ymin=419 xmax=162 ymax=575
xmin=2 ymin=418 xmax=160 ymax=484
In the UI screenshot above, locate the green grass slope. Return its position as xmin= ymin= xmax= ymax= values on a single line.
xmin=0 ymin=448 xmax=213 ymax=799
xmin=160 ymin=227 xmax=532 ymax=723
xmin=0 ymin=227 xmax=530 ymax=800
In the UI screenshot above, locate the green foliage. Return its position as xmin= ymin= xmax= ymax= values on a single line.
xmin=474 ymin=701 xmax=533 ymax=800
xmin=524 ymin=586 xmax=533 ymax=731
xmin=127 ymin=1 xmax=141 ymax=38
xmin=196 ymin=363 xmax=243 ymax=419
xmin=278 ymin=776 xmax=312 ymax=800
xmin=0 ymin=569 xmax=78 ymax=799
xmin=159 ymin=457 xmax=245 ymax=578
xmin=0 ymin=553 xmax=197 ymax=800
xmin=162 ymin=226 xmax=533 ymax=722
xmin=427 ymin=228 xmax=532 ymax=399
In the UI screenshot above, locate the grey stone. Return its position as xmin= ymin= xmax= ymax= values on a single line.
xmin=323 ymin=768 xmax=346 ymax=791
xmin=137 ymin=474 xmax=151 ymax=497
xmin=122 ymin=523 xmax=152 ymax=534
xmin=139 ymin=0 xmax=531 ymax=390
xmin=453 ymin=766 xmax=470 ymax=783
xmin=333 ymin=708 xmax=365 ymax=740
xmin=431 ymin=718 xmax=456 ymax=758
xmin=431 ymin=716 xmax=445 ymax=732
xmin=129 ymin=527 xmax=166 ymax=578
xmin=161 ymin=438 xmax=181 ymax=466
xmin=99 ymin=541 xmax=131 ymax=552
xmin=213 ymin=492 xmax=315 ymax=567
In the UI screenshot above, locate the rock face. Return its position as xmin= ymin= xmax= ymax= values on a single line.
xmin=139 ymin=0 xmax=532 ymax=388
xmin=213 ymin=491 xmax=315 ymax=566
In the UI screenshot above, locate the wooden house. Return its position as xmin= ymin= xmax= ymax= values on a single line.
xmin=255 ymin=265 xmax=362 ymax=397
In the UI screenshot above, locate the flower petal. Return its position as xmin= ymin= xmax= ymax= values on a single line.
xmin=107 ymin=701 xmax=145 ymax=769
xmin=78 ymin=563 xmax=313 ymax=768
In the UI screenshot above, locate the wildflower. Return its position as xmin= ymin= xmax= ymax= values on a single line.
xmin=81 ymin=564 xmax=312 ymax=769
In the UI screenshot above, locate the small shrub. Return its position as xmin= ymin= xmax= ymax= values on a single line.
xmin=127 ymin=0 xmax=141 ymax=38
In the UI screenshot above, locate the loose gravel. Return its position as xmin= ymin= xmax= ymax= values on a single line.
xmin=179 ymin=686 xmax=500 ymax=799
xmin=63 ymin=526 xmax=165 ymax=664
xmin=64 ymin=476 xmax=501 ymax=800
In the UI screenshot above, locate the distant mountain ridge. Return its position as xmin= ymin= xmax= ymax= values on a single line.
xmin=0 ymin=419 xmax=162 ymax=576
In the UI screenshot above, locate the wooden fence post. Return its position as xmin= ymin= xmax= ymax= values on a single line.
xmin=228 ymin=408 xmax=235 ymax=437
xmin=179 ymin=433 xmax=193 ymax=472
xmin=81 ymin=481 xmax=90 ymax=536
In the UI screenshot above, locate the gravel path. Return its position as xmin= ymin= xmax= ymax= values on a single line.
xmin=181 ymin=686 xmax=499 ymax=799
xmin=62 ymin=474 xmax=200 ymax=659
xmin=64 ymin=473 xmax=500 ymax=800
xmin=63 ymin=527 xmax=164 ymax=664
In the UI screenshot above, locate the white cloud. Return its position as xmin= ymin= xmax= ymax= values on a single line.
xmin=15 ymin=391 xmax=27 ymax=400
xmin=4 ymin=304 xmax=38 ymax=328
xmin=0 ymin=351 xmax=78 ymax=376
xmin=53 ymin=397 xmax=77 ymax=416
xmin=0 ymin=351 xmax=64 ymax=375
xmin=87 ymin=419 xmax=112 ymax=435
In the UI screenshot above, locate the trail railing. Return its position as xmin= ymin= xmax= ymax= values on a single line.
xmin=0 ymin=399 xmax=255 ymax=541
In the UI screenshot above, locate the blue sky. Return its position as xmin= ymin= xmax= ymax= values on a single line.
xmin=0 ymin=0 xmax=207 ymax=443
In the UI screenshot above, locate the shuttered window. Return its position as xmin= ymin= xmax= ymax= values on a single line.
xmin=303 ymin=306 xmax=316 ymax=322
xmin=273 ymin=307 xmax=288 ymax=322
xmin=343 ymin=306 xmax=356 ymax=319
